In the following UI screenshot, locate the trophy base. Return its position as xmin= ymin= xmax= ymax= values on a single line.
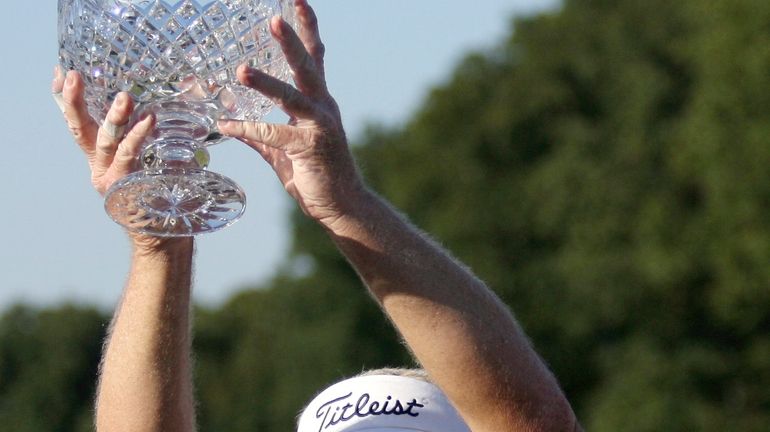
xmin=104 ymin=168 xmax=246 ymax=237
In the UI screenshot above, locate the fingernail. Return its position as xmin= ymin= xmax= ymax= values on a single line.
xmin=133 ymin=115 xmax=155 ymax=134
xmin=270 ymin=16 xmax=286 ymax=38
xmin=236 ymin=63 xmax=252 ymax=77
xmin=241 ymin=67 xmax=260 ymax=85
xmin=115 ymin=92 xmax=128 ymax=108
xmin=65 ymin=71 xmax=75 ymax=86
xmin=139 ymin=114 xmax=155 ymax=127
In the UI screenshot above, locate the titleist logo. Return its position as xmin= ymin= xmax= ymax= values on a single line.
xmin=314 ymin=392 xmax=425 ymax=431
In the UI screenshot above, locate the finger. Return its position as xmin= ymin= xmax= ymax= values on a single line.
xmin=93 ymin=93 xmax=134 ymax=178
xmin=293 ymin=0 xmax=326 ymax=77
xmin=61 ymin=71 xmax=99 ymax=156
xmin=237 ymin=65 xmax=318 ymax=118
xmin=270 ymin=16 xmax=326 ymax=96
xmin=218 ymin=120 xmax=308 ymax=153
xmin=104 ymin=115 xmax=155 ymax=180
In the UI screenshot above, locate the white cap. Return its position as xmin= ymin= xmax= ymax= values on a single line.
xmin=297 ymin=375 xmax=471 ymax=432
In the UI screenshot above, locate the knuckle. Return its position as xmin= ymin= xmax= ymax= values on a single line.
xmin=125 ymin=127 xmax=140 ymax=140
xmin=307 ymin=11 xmax=318 ymax=26
xmin=107 ymin=107 xmax=128 ymax=123
xmin=96 ymin=137 xmax=118 ymax=154
xmin=263 ymin=124 xmax=281 ymax=143
xmin=308 ymin=128 xmax=324 ymax=144
xmin=67 ymin=124 xmax=89 ymax=142
xmin=234 ymin=121 xmax=248 ymax=136
xmin=300 ymin=52 xmax=316 ymax=73
xmin=317 ymin=111 xmax=335 ymax=127
xmin=61 ymin=88 xmax=77 ymax=104
xmin=280 ymin=85 xmax=296 ymax=104
xmin=240 ymin=122 xmax=257 ymax=139
xmin=126 ymin=125 xmax=148 ymax=141
xmin=236 ymin=122 xmax=251 ymax=137
xmin=114 ymin=148 xmax=133 ymax=164
xmin=63 ymin=94 xmax=85 ymax=112
xmin=314 ymin=42 xmax=326 ymax=59
xmin=114 ymin=143 xmax=139 ymax=165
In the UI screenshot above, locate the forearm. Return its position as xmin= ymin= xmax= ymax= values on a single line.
xmin=324 ymin=188 xmax=577 ymax=431
xmin=96 ymin=239 xmax=196 ymax=432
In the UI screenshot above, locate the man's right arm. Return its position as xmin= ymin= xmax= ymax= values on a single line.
xmin=54 ymin=67 xmax=197 ymax=432
xmin=96 ymin=239 xmax=196 ymax=432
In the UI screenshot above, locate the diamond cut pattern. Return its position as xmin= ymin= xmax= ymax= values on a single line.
xmin=59 ymin=0 xmax=293 ymax=126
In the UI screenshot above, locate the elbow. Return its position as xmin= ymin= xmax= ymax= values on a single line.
xmin=531 ymin=394 xmax=581 ymax=432
xmin=497 ymin=388 xmax=580 ymax=432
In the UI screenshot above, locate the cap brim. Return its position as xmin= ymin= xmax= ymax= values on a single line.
xmin=297 ymin=375 xmax=470 ymax=432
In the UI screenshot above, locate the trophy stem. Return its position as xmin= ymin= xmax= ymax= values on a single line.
xmin=102 ymin=129 xmax=246 ymax=237
xmin=135 ymin=101 xmax=221 ymax=172
xmin=141 ymin=137 xmax=211 ymax=172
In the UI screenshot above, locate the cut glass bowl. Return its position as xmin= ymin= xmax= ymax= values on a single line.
xmin=58 ymin=0 xmax=295 ymax=236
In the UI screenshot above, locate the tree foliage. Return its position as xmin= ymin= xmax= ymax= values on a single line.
xmin=5 ymin=0 xmax=770 ymax=430
xmin=0 ymin=305 xmax=105 ymax=432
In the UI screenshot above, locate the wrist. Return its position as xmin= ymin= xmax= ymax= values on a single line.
xmin=130 ymin=235 xmax=194 ymax=260
xmin=318 ymin=184 xmax=378 ymax=236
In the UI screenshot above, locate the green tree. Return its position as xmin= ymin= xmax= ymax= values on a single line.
xmin=351 ymin=0 xmax=770 ymax=429
xmin=0 ymin=305 xmax=106 ymax=432
xmin=6 ymin=0 xmax=770 ymax=430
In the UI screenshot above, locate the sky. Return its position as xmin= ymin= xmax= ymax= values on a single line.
xmin=0 ymin=0 xmax=559 ymax=311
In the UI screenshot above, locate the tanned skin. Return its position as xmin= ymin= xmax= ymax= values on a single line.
xmin=55 ymin=1 xmax=581 ymax=430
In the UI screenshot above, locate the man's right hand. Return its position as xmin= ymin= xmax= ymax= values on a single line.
xmin=53 ymin=67 xmax=191 ymax=253
xmin=53 ymin=67 xmax=155 ymax=197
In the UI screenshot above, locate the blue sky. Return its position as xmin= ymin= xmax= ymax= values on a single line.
xmin=0 ymin=0 xmax=559 ymax=310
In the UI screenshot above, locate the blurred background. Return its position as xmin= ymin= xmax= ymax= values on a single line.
xmin=3 ymin=0 xmax=770 ymax=430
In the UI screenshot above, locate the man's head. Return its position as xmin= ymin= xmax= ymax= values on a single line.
xmin=297 ymin=369 xmax=471 ymax=432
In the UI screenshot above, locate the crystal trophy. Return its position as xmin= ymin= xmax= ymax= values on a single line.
xmin=58 ymin=0 xmax=295 ymax=236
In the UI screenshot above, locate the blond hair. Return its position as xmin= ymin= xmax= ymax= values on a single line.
xmin=355 ymin=367 xmax=431 ymax=382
